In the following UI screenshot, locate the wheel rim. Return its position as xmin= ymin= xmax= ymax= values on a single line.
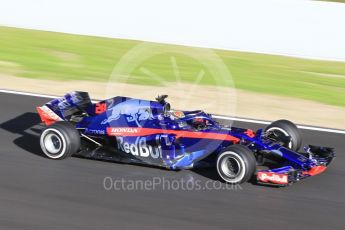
xmin=43 ymin=132 xmax=62 ymax=154
xmin=220 ymin=156 xmax=241 ymax=178
xmin=40 ymin=128 xmax=68 ymax=159
xmin=217 ymin=151 xmax=247 ymax=183
xmin=266 ymin=127 xmax=293 ymax=149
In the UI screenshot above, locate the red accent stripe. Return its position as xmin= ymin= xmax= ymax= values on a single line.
xmin=36 ymin=107 xmax=58 ymax=126
xmin=302 ymin=166 xmax=327 ymax=176
xmin=244 ymin=129 xmax=255 ymax=138
xmin=106 ymin=127 xmax=240 ymax=142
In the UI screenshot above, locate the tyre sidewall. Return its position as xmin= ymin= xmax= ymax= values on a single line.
xmin=265 ymin=120 xmax=302 ymax=151
xmin=217 ymin=151 xmax=246 ymax=184
xmin=216 ymin=145 xmax=256 ymax=184
xmin=40 ymin=128 xmax=67 ymax=159
xmin=40 ymin=122 xmax=80 ymax=159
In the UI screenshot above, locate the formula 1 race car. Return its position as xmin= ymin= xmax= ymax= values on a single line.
xmin=36 ymin=92 xmax=335 ymax=186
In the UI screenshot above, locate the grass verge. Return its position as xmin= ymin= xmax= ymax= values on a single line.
xmin=0 ymin=26 xmax=344 ymax=107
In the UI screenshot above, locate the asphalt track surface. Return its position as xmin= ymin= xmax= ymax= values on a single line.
xmin=0 ymin=92 xmax=344 ymax=230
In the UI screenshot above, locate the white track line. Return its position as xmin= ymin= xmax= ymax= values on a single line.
xmin=0 ymin=89 xmax=58 ymax=99
xmin=213 ymin=115 xmax=345 ymax=134
xmin=1 ymin=89 xmax=345 ymax=135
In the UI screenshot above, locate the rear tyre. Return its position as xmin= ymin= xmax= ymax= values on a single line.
xmin=40 ymin=121 xmax=80 ymax=159
xmin=216 ymin=145 xmax=256 ymax=184
xmin=265 ymin=119 xmax=302 ymax=151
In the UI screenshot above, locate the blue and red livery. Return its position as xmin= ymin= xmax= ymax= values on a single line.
xmin=36 ymin=92 xmax=335 ymax=186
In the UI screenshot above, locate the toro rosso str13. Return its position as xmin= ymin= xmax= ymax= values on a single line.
xmin=36 ymin=92 xmax=335 ymax=186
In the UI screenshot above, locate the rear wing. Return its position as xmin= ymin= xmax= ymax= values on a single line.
xmin=36 ymin=91 xmax=92 ymax=125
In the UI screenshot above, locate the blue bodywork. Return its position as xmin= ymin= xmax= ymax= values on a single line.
xmin=37 ymin=92 xmax=335 ymax=185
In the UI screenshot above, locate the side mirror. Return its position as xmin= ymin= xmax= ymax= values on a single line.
xmin=156 ymin=95 xmax=168 ymax=104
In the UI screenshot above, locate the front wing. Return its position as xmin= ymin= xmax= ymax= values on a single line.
xmin=256 ymin=145 xmax=335 ymax=186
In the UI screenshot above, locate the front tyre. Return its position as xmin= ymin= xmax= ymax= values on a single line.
xmin=40 ymin=122 xmax=80 ymax=159
xmin=216 ymin=145 xmax=256 ymax=184
xmin=265 ymin=119 xmax=302 ymax=151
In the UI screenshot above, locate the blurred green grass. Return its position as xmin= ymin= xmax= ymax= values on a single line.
xmin=0 ymin=26 xmax=345 ymax=107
